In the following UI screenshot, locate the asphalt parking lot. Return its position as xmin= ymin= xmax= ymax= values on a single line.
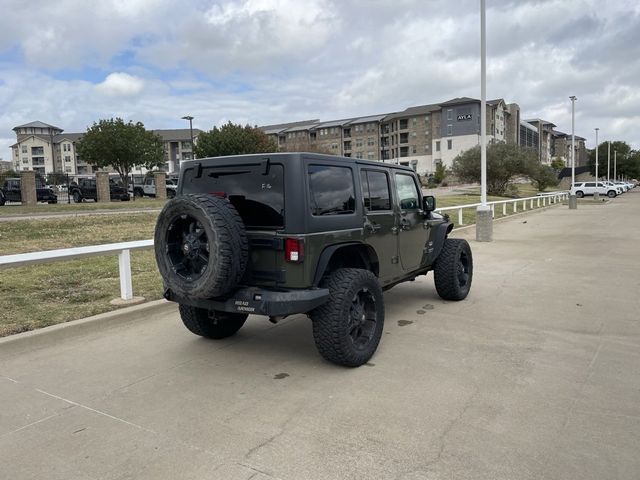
xmin=1 ymin=190 xmax=639 ymax=480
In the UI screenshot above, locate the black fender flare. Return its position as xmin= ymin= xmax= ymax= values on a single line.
xmin=312 ymin=242 xmax=379 ymax=286
xmin=425 ymin=222 xmax=453 ymax=265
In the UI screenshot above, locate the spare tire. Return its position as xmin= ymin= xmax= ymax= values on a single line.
xmin=154 ymin=194 xmax=248 ymax=299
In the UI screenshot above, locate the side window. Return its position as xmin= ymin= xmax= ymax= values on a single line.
xmin=361 ymin=170 xmax=391 ymax=211
xmin=395 ymin=173 xmax=420 ymax=210
xmin=309 ymin=165 xmax=356 ymax=216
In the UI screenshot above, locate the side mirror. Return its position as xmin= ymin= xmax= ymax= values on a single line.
xmin=423 ymin=195 xmax=436 ymax=212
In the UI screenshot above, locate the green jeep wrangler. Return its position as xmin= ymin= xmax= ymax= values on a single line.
xmin=154 ymin=153 xmax=473 ymax=367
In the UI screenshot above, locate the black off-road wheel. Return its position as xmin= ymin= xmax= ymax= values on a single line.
xmin=434 ymin=238 xmax=473 ymax=301
xmin=167 ymin=189 xmax=176 ymax=199
xmin=575 ymin=190 xmax=584 ymax=198
xmin=179 ymin=304 xmax=248 ymax=339
xmin=72 ymin=191 xmax=82 ymax=203
xmin=154 ymin=194 xmax=248 ymax=299
xmin=310 ymin=268 xmax=385 ymax=367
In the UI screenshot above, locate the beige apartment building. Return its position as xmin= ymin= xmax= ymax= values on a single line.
xmin=10 ymin=121 xmax=199 ymax=176
xmin=260 ymin=97 xmax=521 ymax=175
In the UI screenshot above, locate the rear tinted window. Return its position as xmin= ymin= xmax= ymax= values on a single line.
xmin=182 ymin=164 xmax=284 ymax=229
xmin=360 ymin=170 xmax=391 ymax=211
xmin=308 ymin=165 xmax=356 ymax=216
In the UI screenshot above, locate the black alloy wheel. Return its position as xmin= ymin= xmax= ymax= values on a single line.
xmin=166 ymin=214 xmax=210 ymax=283
xmin=348 ymin=287 xmax=379 ymax=352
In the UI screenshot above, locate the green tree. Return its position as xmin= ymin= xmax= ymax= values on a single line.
xmin=530 ymin=164 xmax=559 ymax=192
xmin=433 ymin=163 xmax=447 ymax=184
xmin=587 ymin=140 xmax=632 ymax=179
xmin=76 ymin=118 xmax=164 ymax=189
xmin=194 ymin=121 xmax=277 ymax=158
xmin=550 ymin=158 xmax=565 ymax=172
xmin=451 ymin=143 xmax=537 ymax=196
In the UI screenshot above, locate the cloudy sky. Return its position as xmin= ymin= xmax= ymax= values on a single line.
xmin=1 ymin=0 xmax=639 ymax=162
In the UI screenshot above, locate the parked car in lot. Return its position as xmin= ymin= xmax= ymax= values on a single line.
xmin=601 ymin=181 xmax=625 ymax=194
xmin=0 ymin=178 xmax=58 ymax=205
xmin=69 ymin=178 xmax=130 ymax=202
xmin=570 ymin=182 xmax=619 ymax=198
xmin=130 ymin=176 xmax=177 ymax=198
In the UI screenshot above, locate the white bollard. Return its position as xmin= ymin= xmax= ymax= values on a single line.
xmin=118 ymin=249 xmax=134 ymax=300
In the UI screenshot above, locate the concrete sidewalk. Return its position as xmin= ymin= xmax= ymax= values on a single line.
xmin=1 ymin=191 xmax=639 ymax=479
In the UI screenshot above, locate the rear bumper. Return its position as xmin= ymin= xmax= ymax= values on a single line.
xmin=164 ymin=286 xmax=330 ymax=317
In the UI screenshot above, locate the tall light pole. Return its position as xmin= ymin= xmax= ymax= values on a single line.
xmin=594 ymin=128 xmax=599 ymax=200
xmin=614 ymin=150 xmax=617 ymax=181
xmin=607 ymin=141 xmax=611 ymax=183
xmin=568 ymin=96 xmax=577 ymax=209
xmin=182 ymin=116 xmax=195 ymax=163
xmin=476 ymin=0 xmax=492 ymax=241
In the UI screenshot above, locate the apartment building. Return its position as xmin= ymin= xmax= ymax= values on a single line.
xmin=260 ymin=97 xmax=521 ymax=175
xmin=10 ymin=121 xmax=199 ymax=175
xmin=521 ymin=119 xmax=587 ymax=166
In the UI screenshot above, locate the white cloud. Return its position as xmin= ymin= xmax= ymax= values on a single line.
xmin=95 ymin=73 xmax=145 ymax=97
xmin=1 ymin=0 xmax=640 ymax=162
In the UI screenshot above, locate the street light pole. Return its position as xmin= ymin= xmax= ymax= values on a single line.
xmin=181 ymin=116 xmax=195 ymax=164
xmin=614 ymin=150 xmax=617 ymax=181
xmin=607 ymin=141 xmax=611 ymax=183
xmin=476 ymin=0 xmax=492 ymax=241
xmin=568 ymin=96 xmax=577 ymax=209
xmin=594 ymin=128 xmax=599 ymax=200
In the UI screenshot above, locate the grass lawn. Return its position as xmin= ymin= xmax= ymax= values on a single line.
xmin=0 ymin=185 xmax=567 ymax=336
xmin=0 ymin=197 xmax=166 ymax=216
xmin=0 ymin=212 xmax=161 ymax=336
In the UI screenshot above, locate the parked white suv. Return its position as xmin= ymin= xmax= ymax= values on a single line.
xmin=571 ymin=182 xmax=618 ymax=198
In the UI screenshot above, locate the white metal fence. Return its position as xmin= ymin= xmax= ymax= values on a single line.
xmin=0 ymin=240 xmax=154 ymax=300
xmin=435 ymin=192 xmax=569 ymax=226
xmin=0 ymin=192 xmax=569 ymax=300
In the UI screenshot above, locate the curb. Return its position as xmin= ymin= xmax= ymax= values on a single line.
xmin=0 ymin=299 xmax=175 ymax=355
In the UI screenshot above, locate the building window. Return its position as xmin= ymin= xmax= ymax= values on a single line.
xmin=22 ymin=158 xmax=29 ymax=164
xmin=331 ymin=143 xmax=338 ymax=150
xmin=447 ymin=109 xmax=453 ymax=120
xmin=367 ymin=137 xmax=375 ymax=146
xmin=436 ymin=141 xmax=440 ymax=152
xmin=356 ymin=139 xmax=363 ymax=148
xmin=447 ymin=139 xmax=453 ymax=150
xmin=447 ymin=125 xmax=452 ymax=136
xmin=412 ymin=146 xmax=417 ymax=154
xmin=424 ymin=144 xmax=430 ymax=152
xmin=64 ymin=155 xmax=71 ymax=162
xmin=399 ymin=119 xmax=408 ymax=130
xmin=412 ymin=118 xmax=417 ymax=126
xmin=356 ymin=152 xmax=363 ymax=159
xmin=367 ymin=151 xmax=375 ymax=159
xmin=411 ymin=132 xmax=417 ymax=138
xmin=22 ymin=146 xmax=27 ymax=153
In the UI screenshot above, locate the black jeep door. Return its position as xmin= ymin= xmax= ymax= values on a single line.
xmin=394 ymin=172 xmax=427 ymax=272
xmin=360 ymin=168 xmax=400 ymax=281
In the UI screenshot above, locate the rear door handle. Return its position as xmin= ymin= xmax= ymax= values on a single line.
xmin=365 ymin=223 xmax=382 ymax=233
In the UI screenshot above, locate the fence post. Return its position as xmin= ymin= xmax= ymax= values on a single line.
xmin=502 ymin=203 xmax=506 ymax=216
xmin=20 ymin=171 xmax=37 ymax=206
xmin=513 ymin=201 xmax=517 ymax=213
xmin=531 ymin=198 xmax=534 ymax=209
xmin=491 ymin=204 xmax=495 ymax=218
xmin=118 ymin=249 xmax=133 ymax=300
xmin=458 ymin=208 xmax=463 ymax=226
xmin=523 ymin=200 xmax=526 ymax=211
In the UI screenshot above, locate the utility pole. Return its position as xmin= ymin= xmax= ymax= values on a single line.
xmin=568 ymin=96 xmax=577 ymax=209
xmin=476 ymin=0 xmax=492 ymax=241
xmin=594 ymin=128 xmax=599 ymax=200
xmin=182 ymin=115 xmax=195 ymax=164
xmin=607 ymin=141 xmax=611 ymax=183
xmin=614 ymin=150 xmax=617 ymax=181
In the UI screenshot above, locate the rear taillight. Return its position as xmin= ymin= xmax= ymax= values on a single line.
xmin=209 ymin=191 xmax=227 ymax=198
xmin=285 ymin=238 xmax=304 ymax=263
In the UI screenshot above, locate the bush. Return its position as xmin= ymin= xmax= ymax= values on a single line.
xmin=530 ymin=164 xmax=559 ymax=191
